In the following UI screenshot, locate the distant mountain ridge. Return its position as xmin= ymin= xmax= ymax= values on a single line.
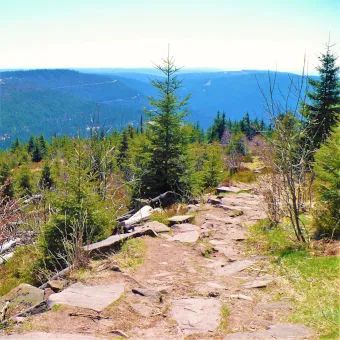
xmin=0 ymin=68 xmax=309 ymax=147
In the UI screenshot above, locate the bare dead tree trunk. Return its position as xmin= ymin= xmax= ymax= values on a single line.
xmin=256 ymin=59 xmax=315 ymax=243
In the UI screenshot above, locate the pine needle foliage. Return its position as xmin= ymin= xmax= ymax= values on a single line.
xmin=139 ymin=52 xmax=192 ymax=199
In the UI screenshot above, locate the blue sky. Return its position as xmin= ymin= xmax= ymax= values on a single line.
xmin=0 ymin=0 xmax=339 ymax=73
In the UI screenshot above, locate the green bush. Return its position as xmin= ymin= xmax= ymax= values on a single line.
xmin=230 ymin=169 xmax=256 ymax=183
xmin=313 ymin=124 xmax=340 ymax=239
xmin=0 ymin=245 xmax=41 ymax=296
xmin=40 ymin=197 xmax=111 ymax=270
xmin=202 ymin=143 xmax=224 ymax=189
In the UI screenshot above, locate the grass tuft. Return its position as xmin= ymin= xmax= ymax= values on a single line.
xmin=230 ymin=169 xmax=256 ymax=183
xmin=0 ymin=245 xmax=41 ymax=296
xmin=219 ymin=304 xmax=230 ymax=332
xmin=247 ymin=218 xmax=340 ymax=338
xmin=115 ymin=238 xmax=147 ymax=271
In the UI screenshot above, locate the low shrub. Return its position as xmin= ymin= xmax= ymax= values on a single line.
xmin=0 ymin=245 xmax=42 ymax=296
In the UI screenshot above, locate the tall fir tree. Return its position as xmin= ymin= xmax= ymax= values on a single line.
xmin=208 ymin=111 xmax=227 ymax=142
xmin=304 ymin=42 xmax=339 ymax=150
xmin=140 ymin=52 xmax=191 ymax=198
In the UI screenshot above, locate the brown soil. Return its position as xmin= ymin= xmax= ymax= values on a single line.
xmin=2 ymin=188 xmax=315 ymax=339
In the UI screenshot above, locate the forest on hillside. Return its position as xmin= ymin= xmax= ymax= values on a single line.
xmin=0 ymin=44 xmax=339 ymax=337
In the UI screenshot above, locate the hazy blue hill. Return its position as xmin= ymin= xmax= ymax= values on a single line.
xmin=0 ymin=70 xmax=146 ymax=147
xmin=0 ymin=68 xmax=309 ymax=147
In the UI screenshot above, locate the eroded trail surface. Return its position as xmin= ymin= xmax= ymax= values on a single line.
xmin=1 ymin=188 xmax=314 ymax=339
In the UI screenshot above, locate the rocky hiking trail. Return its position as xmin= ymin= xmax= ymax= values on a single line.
xmin=0 ymin=186 xmax=315 ymax=339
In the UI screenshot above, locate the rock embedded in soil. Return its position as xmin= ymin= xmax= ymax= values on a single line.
xmin=48 ymin=282 xmax=125 ymax=312
xmin=142 ymin=221 xmax=170 ymax=233
xmin=242 ymin=277 xmax=273 ymax=289
xmin=169 ymin=223 xmax=200 ymax=243
xmin=224 ymin=323 xmax=314 ymax=339
xmin=0 ymin=283 xmax=44 ymax=319
xmin=229 ymin=294 xmax=253 ymax=301
xmin=212 ymin=259 xmax=255 ymax=276
xmin=130 ymin=302 xmax=155 ymax=317
xmin=47 ymin=279 xmax=67 ymax=292
xmin=132 ymin=287 xmax=163 ymax=302
xmin=207 ymin=197 xmax=222 ymax=205
xmin=217 ymin=186 xmax=242 ymax=193
xmin=167 ymin=215 xmax=194 ymax=224
xmin=170 ymin=298 xmax=221 ymax=335
xmin=170 ymin=231 xmax=200 ymax=243
xmin=172 ymin=223 xmax=199 ymax=232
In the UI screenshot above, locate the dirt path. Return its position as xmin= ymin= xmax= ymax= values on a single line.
xmin=2 ymin=188 xmax=314 ymax=339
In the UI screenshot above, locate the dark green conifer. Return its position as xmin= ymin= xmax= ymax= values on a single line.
xmin=304 ymin=42 xmax=339 ymax=150
xmin=140 ymin=52 xmax=191 ymax=198
xmin=39 ymin=164 xmax=54 ymax=190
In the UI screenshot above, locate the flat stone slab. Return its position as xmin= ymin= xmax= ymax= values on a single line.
xmin=242 ymin=276 xmax=273 ymax=289
xmin=172 ymin=223 xmax=199 ymax=232
xmin=229 ymin=294 xmax=253 ymax=301
xmin=213 ymin=259 xmax=255 ymax=276
xmin=0 ymin=333 xmax=100 ymax=340
xmin=48 ymin=282 xmax=125 ymax=312
xmin=170 ymin=231 xmax=200 ymax=243
xmin=169 ymin=223 xmax=200 ymax=243
xmin=218 ymin=206 xmax=244 ymax=217
xmin=224 ymin=323 xmax=314 ymax=339
xmin=217 ymin=186 xmax=242 ymax=193
xmin=84 ymin=228 xmax=157 ymax=253
xmin=130 ymin=302 xmax=154 ymax=317
xmin=142 ymin=221 xmax=170 ymax=233
xmin=0 ymin=283 xmax=44 ymax=319
xmin=168 ymin=215 xmax=194 ymax=224
xmin=170 ymin=298 xmax=221 ymax=334
xmin=205 ymin=214 xmax=232 ymax=224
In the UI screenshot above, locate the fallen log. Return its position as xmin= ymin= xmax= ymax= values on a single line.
xmin=149 ymin=191 xmax=180 ymax=208
xmin=122 ymin=205 xmax=153 ymax=227
xmin=116 ymin=209 xmax=136 ymax=222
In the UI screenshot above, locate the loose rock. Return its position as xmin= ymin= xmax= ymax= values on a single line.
xmin=48 ymin=282 xmax=125 ymax=312
xmin=0 ymin=283 xmax=44 ymax=319
xmin=47 ymin=279 xmax=67 ymax=292
xmin=142 ymin=221 xmax=170 ymax=233
xmin=242 ymin=277 xmax=273 ymax=289
xmin=168 ymin=215 xmax=194 ymax=224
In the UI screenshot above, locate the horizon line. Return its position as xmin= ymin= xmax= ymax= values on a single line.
xmin=0 ymin=67 xmax=318 ymax=76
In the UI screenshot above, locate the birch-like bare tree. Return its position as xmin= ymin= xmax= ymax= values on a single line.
xmin=257 ymin=61 xmax=315 ymax=242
